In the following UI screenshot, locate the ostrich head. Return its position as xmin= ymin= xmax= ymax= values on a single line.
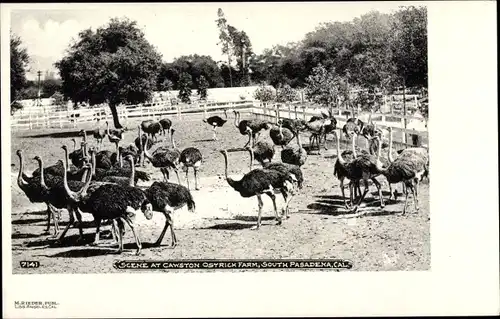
xmin=16 ymin=149 xmax=22 ymax=157
xmin=141 ymin=201 xmax=154 ymax=220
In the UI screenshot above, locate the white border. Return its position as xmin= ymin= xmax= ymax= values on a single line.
xmin=2 ymin=1 xmax=498 ymax=317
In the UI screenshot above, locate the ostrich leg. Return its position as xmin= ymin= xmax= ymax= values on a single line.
xmin=267 ymin=192 xmax=281 ymax=225
xmin=155 ymin=209 xmax=175 ymax=248
xmin=194 ymin=168 xmax=200 ymax=190
xmin=352 ymin=177 xmax=371 ymax=212
xmin=252 ymin=195 xmax=264 ymax=230
xmin=174 ymin=168 xmax=181 ymax=185
xmin=91 ymin=219 xmax=102 ymax=246
xmin=213 ymin=126 xmax=217 ymax=141
xmin=113 ymin=219 xmax=124 ymax=254
xmin=123 ymin=215 xmax=142 ymax=255
xmin=412 ymin=179 xmax=420 ymax=212
xmin=371 ymin=177 xmax=385 ymax=208
xmin=185 ymin=169 xmax=190 ymax=190
xmin=339 ymin=179 xmax=350 ymax=209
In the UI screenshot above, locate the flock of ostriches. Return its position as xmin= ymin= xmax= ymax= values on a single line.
xmin=16 ymin=108 xmax=429 ymax=255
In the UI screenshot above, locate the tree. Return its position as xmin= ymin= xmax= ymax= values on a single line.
xmin=41 ymin=78 xmax=62 ymax=98
xmin=55 ymin=18 xmax=162 ymax=128
xmin=10 ymin=33 xmax=30 ymax=110
xmin=178 ymin=72 xmax=193 ymax=103
xmin=51 ymin=92 xmax=66 ymax=108
xmin=276 ymin=84 xmax=299 ymax=103
xmin=227 ymin=25 xmax=253 ymax=86
xmin=197 ymin=75 xmax=209 ymax=100
xmin=305 ymin=64 xmax=347 ymax=109
xmin=253 ymin=84 xmax=275 ymax=102
xmin=216 ymin=8 xmax=233 ymax=87
xmin=390 ymin=6 xmax=428 ymax=89
xmin=158 ymin=78 xmax=173 ymax=92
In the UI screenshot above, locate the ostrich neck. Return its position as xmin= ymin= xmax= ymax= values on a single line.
xmin=248 ymin=147 xmax=254 ymax=171
xmin=336 ymin=134 xmax=346 ymax=165
xmin=38 ymin=159 xmax=47 ymax=189
xmin=91 ymin=151 xmax=96 ymax=177
xmin=129 ymin=159 xmax=135 ymax=187
xmin=17 ymin=154 xmax=28 ymax=187
xmin=77 ymin=166 xmax=94 ymax=200
xmin=72 ymin=140 xmax=76 ymax=152
xmin=296 ymin=132 xmax=302 ymax=148
xmin=62 ymin=160 xmax=77 ymax=201
xmin=351 ymin=135 xmax=357 ymax=158
xmin=388 ymin=130 xmax=394 ymax=163
xmin=171 ymin=134 xmax=176 ymax=149
xmin=233 ymin=112 xmax=238 ymax=128
xmin=64 ymin=148 xmax=70 ymax=172
xmin=375 ymin=140 xmax=388 ymax=174
xmin=106 ymin=122 xmax=110 ymax=135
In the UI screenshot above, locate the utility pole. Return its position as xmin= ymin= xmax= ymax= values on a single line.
xmin=35 ymin=70 xmax=42 ymax=107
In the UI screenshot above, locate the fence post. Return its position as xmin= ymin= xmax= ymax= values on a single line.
xmin=288 ymin=103 xmax=291 ymax=119
xmin=59 ymin=111 xmax=62 ymax=128
xmin=203 ymin=103 xmax=207 ymax=118
xmin=401 ymin=117 xmax=407 ymax=144
xmin=177 ymin=104 xmax=181 ymax=119
xmin=303 ymin=104 xmax=306 ymax=121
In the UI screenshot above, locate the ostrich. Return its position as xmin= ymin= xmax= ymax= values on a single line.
xmin=278 ymin=118 xmax=307 ymax=137
xmin=141 ymin=119 xmax=162 ymax=143
xmin=106 ymin=121 xmax=125 ymax=145
xmin=93 ymin=119 xmax=107 ymax=150
xmin=334 ymin=130 xmax=385 ymax=212
xmin=101 ymin=155 xmax=137 ymax=186
xmin=69 ymin=139 xmax=86 ymax=168
xmin=269 ymin=112 xmax=294 ymax=148
xmin=386 ymin=127 xmax=429 ymax=200
xmin=144 ymin=181 xmax=196 ymax=248
xmin=61 ymin=145 xmax=93 ymax=181
xmin=152 ymin=128 xmax=180 ymax=157
xmin=16 ymin=150 xmax=61 ymax=235
xmin=247 ymin=147 xmax=302 ymax=220
xmin=219 ymin=149 xmax=298 ymax=229
xmin=159 ymin=118 xmax=173 ymax=137
xmin=88 ymin=147 xmax=151 ymax=185
xmin=33 ymin=155 xmax=92 ymax=239
xmin=69 ymin=181 xmax=152 ymax=255
xmin=179 ymin=147 xmax=203 ymax=190
xmin=233 ymin=110 xmax=272 ymax=147
xmin=135 ymin=125 xmax=153 ymax=167
xmin=281 ymin=129 xmax=308 ymax=167
xmin=203 ymin=109 xmax=228 ymax=140
xmin=304 ymin=117 xmax=332 ymax=154
xmin=145 ymin=135 xmax=181 ymax=184
xmin=374 ymin=138 xmax=426 ymax=215
xmin=246 ymin=127 xmax=275 ymax=165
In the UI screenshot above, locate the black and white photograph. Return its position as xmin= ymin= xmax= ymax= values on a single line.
xmin=2 ymin=1 xmax=498 ymax=317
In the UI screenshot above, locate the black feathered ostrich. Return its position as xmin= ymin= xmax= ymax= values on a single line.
xmin=105 ymin=121 xmax=125 ymax=145
xmin=144 ymin=181 xmax=196 ymax=248
xmin=33 ymin=155 xmax=92 ymax=240
xmin=247 ymin=146 xmax=302 ymax=220
xmin=233 ymin=110 xmax=272 ymax=147
xmin=66 ymin=174 xmax=152 ymax=255
xmin=16 ymin=150 xmax=61 ymax=235
xmin=141 ymin=119 xmax=162 ymax=143
xmin=203 ymin=109 xmax=228 ymax=140
xmin=281 ymin=128 xmax=308 ymax=167
xmin=269 ymin=109 xmax=294 ymax=148
xmin=220 ymin=149 xmax=298 ymax=229
xmin=334 ymin=130 xmax=385 ymax=213
xmin=159 ymin=118 xmax=173 ymax=137
xmin=135 ymin=125 xmax=153 ymax=166
xmin=179 ymin=147 xmax=203 ymax=190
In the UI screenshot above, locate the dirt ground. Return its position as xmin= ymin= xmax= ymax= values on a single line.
xmin=10 ymin=112 xmax=430 ymax=273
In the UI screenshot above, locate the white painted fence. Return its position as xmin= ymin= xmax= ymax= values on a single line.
xmin=10 ymin=100 xmax=428 ymax=147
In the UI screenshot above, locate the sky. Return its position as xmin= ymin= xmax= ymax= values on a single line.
xmin=8 ymin=2 xmax=407 ymax=80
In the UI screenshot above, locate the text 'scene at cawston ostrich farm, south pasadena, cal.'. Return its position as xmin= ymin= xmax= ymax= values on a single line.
xmin=9 ymin=3 xmax=434 ymax=274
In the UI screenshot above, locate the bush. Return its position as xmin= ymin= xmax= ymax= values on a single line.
xmin=253 ymin=84 xmax=275 ymax=102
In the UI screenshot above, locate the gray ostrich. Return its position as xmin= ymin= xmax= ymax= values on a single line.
xmin=220 ymin=149 xmax=297 ymax=229
xmin=93 ymin=119 xmax=107 ymax=150
xmin=281 ymin=129 xmax=308 ymax=167
xmin=269 ymin=110 xmax=294 ymax=148
xmin=203 ymin=109 xmax=228 ymax=140
xmin=144 ymin=181 xmax=196 ymax=248
xmin=246 ymin=127 xmax=275 ymax=166
xmin=145 ymin=133 xmax=181 ymax=184
xmin=374 ymin=138 xmax=426 ymax=215
xmin=179 ymin=147 xmax=203 ymax=190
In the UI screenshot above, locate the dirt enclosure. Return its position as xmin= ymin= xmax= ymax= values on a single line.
xmin=9 ymin=112 xmax=430 ymax=273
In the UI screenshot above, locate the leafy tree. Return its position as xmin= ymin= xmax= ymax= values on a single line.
xmin=41 ymin=78 xmax=63 ymax=98
xmin=55 ymin=18 xmax=163 ymax=128
xmin=216 ymin=8 xmax=233 ymax=87
xmin=227 ymin=25 xmax=253 ymax=86
xmin=10 ymin=33 xmax=30 ymax=110
xmin=253 ymin=84 xmax=275 ymax=102
xmin=276 ymin=84 xmax=299 ymax=103
xmin=159 ymin=55 xmax=224 ymax=89
xmin=177 ymin=72 xmax=193 ymax=103
xmin=51 ymin=92 xmax=66 ymax=107
xmin=390 ymin=6 xmax=428 ymax=89
xmin=158 ymin=78 xmax=173 ymax=92
xmin=305 ymin=64 xmax=348 ymax=109
xmin=197 ymin=75 xmax=209 ymax=100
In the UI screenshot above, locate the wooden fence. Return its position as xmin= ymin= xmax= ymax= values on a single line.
xmin=10 ymin=100 xmax=428 ymax=148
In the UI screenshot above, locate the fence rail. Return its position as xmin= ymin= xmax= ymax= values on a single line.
xmin=10 ymin=100 xmax=427 ymax=147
